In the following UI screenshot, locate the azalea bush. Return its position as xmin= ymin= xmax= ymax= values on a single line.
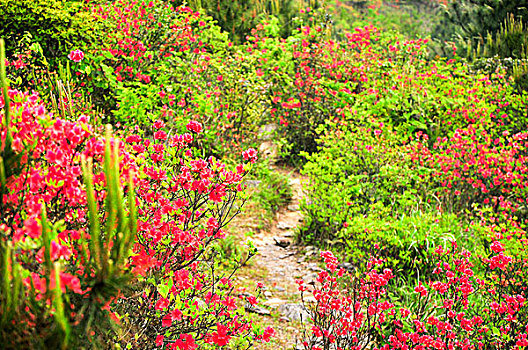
xmin=299 ymin=247 xmax=528 ymax=350
xmin=113 ymin=119 xmax=274 ymax=348
xmin=0 ymin=35 xmax=272 ymax=348
xmin=0 ymin=38 xmax=138 ymax=347
xmin=84 ymin=0 xmax=270 ymax=158
xmin=0 ymin=88 xmax=271 ymax=349
xmin=241 ymin=8 xmax=380 ymax=163
xmin=296 ymin=16 xmax=528 ymax=274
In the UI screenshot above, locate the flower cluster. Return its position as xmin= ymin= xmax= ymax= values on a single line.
xmin=68 ymin=49 xmax=84 ymax=62
xmin=1 ymin=87 xmax=137 ymax=347
xmin=300 ymin=244 xmax=528 ymax=350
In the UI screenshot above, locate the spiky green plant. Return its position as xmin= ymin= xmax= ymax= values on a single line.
xmin=0 ymin=38 xmax=137 ymax=349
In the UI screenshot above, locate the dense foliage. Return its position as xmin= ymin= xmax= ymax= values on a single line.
xmin=1 ymin=0 xmax=528 ymax=348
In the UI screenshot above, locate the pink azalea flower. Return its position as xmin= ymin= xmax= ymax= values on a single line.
xmin=68 ymin=49 xmax=84 ymax=62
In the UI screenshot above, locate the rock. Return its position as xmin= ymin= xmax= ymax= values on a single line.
xmin=263 ymin=297 xmax=287 ymax=307
xmin=303 ymin=272 xmax=319 ymax=285
xmin=287 ymin=204 xmax=300 ymax=211
xmin=279 ymin=316 xmax=290 ymax=323
xmin=306 ymin=263 xmax=323 ymax=272
xmin=279 ymin=252 xmax=295 ymax=259
xmin=274 ymin=286 xmax=286 ymax=292
xmin=244 ymin=180 xmax=262 ymax=188
xmin=297 ymin=256 xmax=306 ymax=263
xmin=259 ymin=141 xmax=278 ymax=160
xmin=258 ymin=124 xmax=277 ymax=141
xmin=277 ymin=221 xmax=294 ymax=230
xmin=278 ymin=303 xmax=310 ymax=322
xmin=282 ymin=231 xmax=294 ymax=238
xmin=263 ymin=290 xmax=273 ymax=298
xmin=303 ymin=295 xmax=317 ymax=304
xmin=338 ymin=262 xmax=355 ymax=272
xmin=304 ymin=245 xmax=319 ymax=256
xmin=245 ymin=304 xmax=271 ymax=315
xmin=273 ymin=236 xmax=291 ymax=248
xmin=289 ymin=178 xmax=301 ymax=186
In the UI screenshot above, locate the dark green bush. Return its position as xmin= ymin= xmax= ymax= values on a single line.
xmin=339 ymin=212 xmax=480 ymax=278
xmin=171 ymin=0 xmax=300 ymax=43
xmin=0 ymin=0 xmax=99 ymax=61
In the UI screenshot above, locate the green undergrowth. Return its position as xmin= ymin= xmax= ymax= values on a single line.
xmin=215 ymin=162 xmax=293 ymax=268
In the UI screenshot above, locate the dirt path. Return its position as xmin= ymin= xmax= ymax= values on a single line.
xmin=239 ymin=169 xmax=321 ymax=350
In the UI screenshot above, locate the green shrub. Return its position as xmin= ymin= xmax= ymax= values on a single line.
xmin=0 ymin=0 xmax=99 ymax=64
xmin=299 ymin=119 xmax=431 ymax=245
xmin=171 ymin=0 xmax=300 ymax=43
xmin=256 ymin=167 xmax=293 ymax=215
xmin=212 ymin=235 xmax=250 ymax=268
xmin=340 ymin=211 xmax=480 ymax=277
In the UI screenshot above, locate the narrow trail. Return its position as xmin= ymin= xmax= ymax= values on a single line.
xmin=243 ymin=169 xmax=322 ymax=350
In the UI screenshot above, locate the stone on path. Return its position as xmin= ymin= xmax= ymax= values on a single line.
xmin=245 ymin=303 xmax=271 ymax=315
xmin=302 ymin=295 xmax=317 ymax=304
xmin=303 ymin=272 xmax=319 ymax=285
xmin=273 ymin=236 xmax=291 ymax=248
xmin=277 ymin=221 xmax=295 ymax=230
xmin=282 ymin=231 xmax=294 ymax=237
xmin=259 ymin=141 xmax=278 ymax=160
xmin=306 ymin=263 xmax=323 ymax=272
xmin=338 ymin=262 xmax=355 ymax=272
xmin=279 ymin=252 xmax=295 ymax=259
xmin=263 ymin=297 xmax=288 ymax=308
xmin=289 ymin=178 xmax=301 ymax=186
xmin=278 ymin=303 xmax=310 ymax=323
xmin=287 ymin=204 xmax=300 ymax=211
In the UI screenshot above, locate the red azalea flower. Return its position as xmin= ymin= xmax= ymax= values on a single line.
xmin=211 ymin=324 xmax=230 ymax=346
xmin=186 ymin=120 xmax=203 ymax=133
xmin=68 ymin=49 xmax=84 ymax=62
xmin=156 ymin=335 xmax=164 ymax=347
xmin=242 ymin=148 xmax=257 ymax=163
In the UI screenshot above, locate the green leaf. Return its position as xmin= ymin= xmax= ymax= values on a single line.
xmin=158 ymin=283 xmax=169 ymax=299
xmin=492 ymin=326 xmax=500 ymax=336
xmin=102 ymin=51 xmax=115 ymax=60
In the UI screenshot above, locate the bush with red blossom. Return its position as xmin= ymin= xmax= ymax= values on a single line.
xmin=1 ymin=38 xmax=270 ymax=348
xmin=113 ymin=117 xmax=269 ymax=348
xmin=299 ymin=246 xmax=528 ymax=350
xmin=0 ymin=65 xmax=138 ymax=347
